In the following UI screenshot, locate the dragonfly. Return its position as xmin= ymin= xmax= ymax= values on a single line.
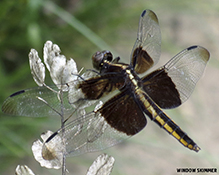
xmin=2 ymin=10 xmax=209 ymax=157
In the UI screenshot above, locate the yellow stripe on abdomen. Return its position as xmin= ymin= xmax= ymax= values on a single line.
xmin=135 ymin=89 xmax=200 ymax=152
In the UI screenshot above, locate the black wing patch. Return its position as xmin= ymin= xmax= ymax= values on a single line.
xmin=142 ymin=46 xmax=210 ymax=109
xmin=78 ymin=71 xmax=125 ymax=100
xmin=98 ymin=90 xmax=147 ymax=135
xmin=130 ymin=9 xmax=161 ymax=74
xmin=142 ymin=68 xmax=181 ymax=109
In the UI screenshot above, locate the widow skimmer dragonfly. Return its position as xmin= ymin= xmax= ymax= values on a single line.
xmin=2 ymin=10 xmax=209 ymax=157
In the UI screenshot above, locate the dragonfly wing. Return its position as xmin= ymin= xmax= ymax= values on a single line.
xmin=2 ymin=86 xmax=74 ymax=118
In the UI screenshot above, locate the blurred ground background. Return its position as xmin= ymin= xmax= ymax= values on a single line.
xmin=0 ymin=0 xmax=219 ymax=174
